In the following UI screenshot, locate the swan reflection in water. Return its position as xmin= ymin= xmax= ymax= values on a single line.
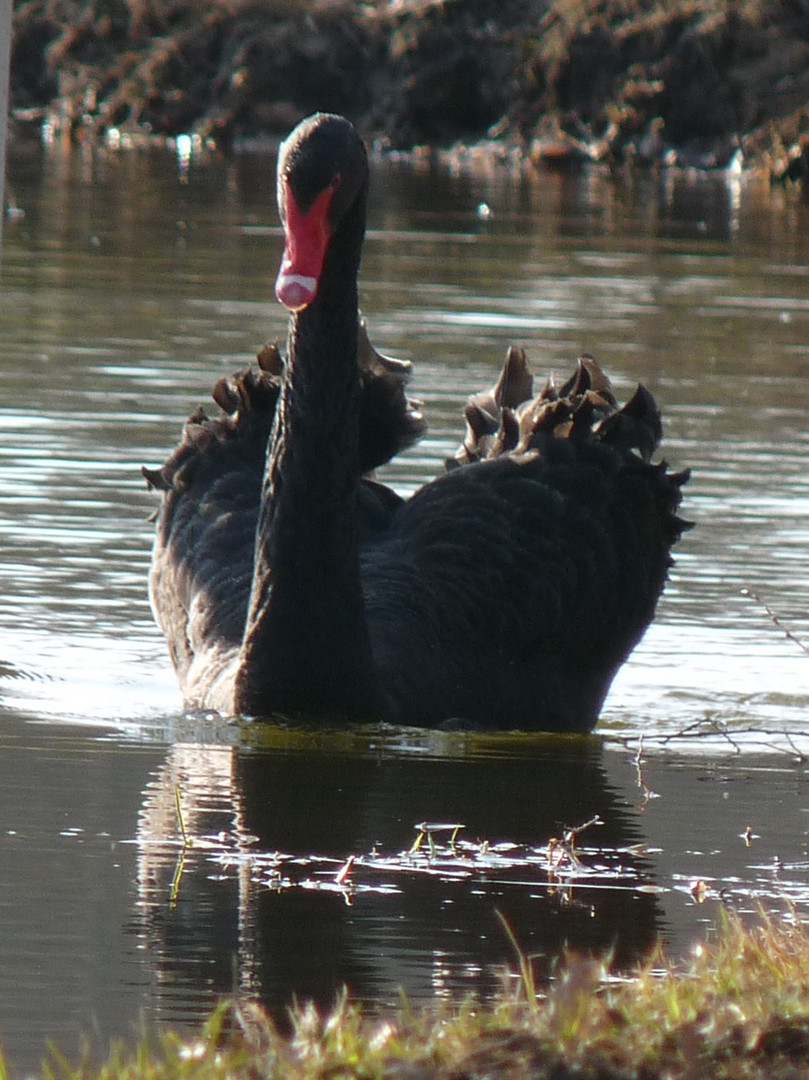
xmin=144 ymin=112 xmax=689 ymax=732
xmin=132 ymin=732 xmax=663 ymax=1026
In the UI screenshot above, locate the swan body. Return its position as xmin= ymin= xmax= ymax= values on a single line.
xmin=145 ymin=112 xmax=689 ymax=732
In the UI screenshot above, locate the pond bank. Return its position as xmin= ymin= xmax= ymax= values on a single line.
xmin=9 ymin=0 xmax=809 ymax=179
xmin=18 ymin=912 xmax=809 ymax=1080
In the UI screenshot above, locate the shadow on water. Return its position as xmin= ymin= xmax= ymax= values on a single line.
xmin=3 ymin=707 xmax=809 ymax=1074
xmin=134 ymin=730 xmax=659 ymax=1024
xmin=2 ymin=136 xmax=809 ymax=1072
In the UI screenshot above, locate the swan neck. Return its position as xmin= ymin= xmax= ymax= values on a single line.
xmin=235 ymin=205 xmax=380 ymax=717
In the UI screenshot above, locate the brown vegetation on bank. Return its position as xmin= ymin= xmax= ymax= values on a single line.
xmin=25 ymin=911 xmax=809 ymax=1080
xmin=9 ymin=0 xmax=809 ymax=174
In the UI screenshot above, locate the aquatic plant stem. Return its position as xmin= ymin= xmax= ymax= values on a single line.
xmin=0 ymin=0 xmax=10 ymax=265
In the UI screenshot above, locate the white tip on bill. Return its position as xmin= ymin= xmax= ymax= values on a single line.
xmin=276 ymin=272 xmax=318 ymax=312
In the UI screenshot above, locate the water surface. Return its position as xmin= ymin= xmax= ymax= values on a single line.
xmin=1 ymin=138 xmax=809 ymax=1073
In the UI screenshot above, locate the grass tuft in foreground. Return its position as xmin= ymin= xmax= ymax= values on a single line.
xmin=31 ymin=909 xmax=809 ymax=1080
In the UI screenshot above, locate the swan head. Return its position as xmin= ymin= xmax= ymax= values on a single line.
xmin=275 ymin=113 xmax=369 ymax=312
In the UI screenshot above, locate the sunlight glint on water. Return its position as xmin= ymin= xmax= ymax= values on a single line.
xmin=1 ymin=140 xmax=809 ymax=1072
xmin=2 ymin=144 xmax=809 ymax=734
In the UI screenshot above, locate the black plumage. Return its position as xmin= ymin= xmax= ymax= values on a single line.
xmin=145 ymin=112 xmax=690 ymax=731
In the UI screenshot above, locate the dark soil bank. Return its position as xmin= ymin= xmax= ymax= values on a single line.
xmin=9 ymin=0 xmax=809 ymax=174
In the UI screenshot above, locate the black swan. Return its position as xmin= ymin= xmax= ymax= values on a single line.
xmin=144 ymin=112 xmax=690 ymax=732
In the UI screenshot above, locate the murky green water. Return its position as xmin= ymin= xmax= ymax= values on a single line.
xmin=1 ymin=136 xmax=809 ymax=1073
